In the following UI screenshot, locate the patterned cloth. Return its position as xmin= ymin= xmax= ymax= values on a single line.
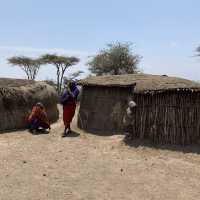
xmin=28 ymin=105 xmax=50 ymax=129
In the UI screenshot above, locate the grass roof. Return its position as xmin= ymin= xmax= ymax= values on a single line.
xmin=78 ymin=74 xmax=200 ymax=93
xmin=0 ymin=78 xmax=35 ymax=88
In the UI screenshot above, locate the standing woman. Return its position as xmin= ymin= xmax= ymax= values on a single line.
xmin=60 ymin=81 xmax=79 ymax=137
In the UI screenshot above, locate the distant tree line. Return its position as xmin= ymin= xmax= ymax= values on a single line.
xmin=7 ymin=42 xmax=143 ymax=94
xmin=8 ymin=54 xmax=80 ymax=94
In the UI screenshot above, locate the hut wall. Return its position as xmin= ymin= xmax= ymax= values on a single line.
xmin=78 ymin=86 xmax=132 ymax=133
xmin=78 ymin=84 xmax=200 ymax=145
xmin=0 ymin=82 xmax=59 ymax=132
xmin=130 ymin=91 xmax=200 ymax=145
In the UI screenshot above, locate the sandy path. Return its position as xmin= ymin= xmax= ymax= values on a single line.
xmin=0 ymin=106 xmax=200 ymax=200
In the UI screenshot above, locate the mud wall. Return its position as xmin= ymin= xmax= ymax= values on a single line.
xmin=0 ymin=80 xmax=59 ymax=132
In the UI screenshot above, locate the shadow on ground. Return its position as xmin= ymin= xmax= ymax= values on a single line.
xmin=80 ymin=129 xmax=123 ymax=137
xmin=124 ymin=136 xmax=200 ymax=155
xmin=62 ymin=131 xmax=80 ymax=138
xmin=0 ymin=128 xmax=26 ymax=134
xmin=30 ymin=129 xmax=50 ymax=135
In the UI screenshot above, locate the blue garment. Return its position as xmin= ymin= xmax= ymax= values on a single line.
xmin=60 ymin=86 xmax=79 ymax=105
xmin=29 ymin=118 xmax=49 ymax=130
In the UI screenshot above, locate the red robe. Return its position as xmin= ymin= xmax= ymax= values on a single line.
xmin=61 ymin=86 xmax=79 ymax=128
xmin=28 ymin=105 xmax=50 ymax=128
xmin=63 ymin=101 xmax=76 ymax=127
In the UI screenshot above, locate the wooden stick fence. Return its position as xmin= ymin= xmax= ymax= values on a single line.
xmin=130 ymin=91 xmax=200 ymax=145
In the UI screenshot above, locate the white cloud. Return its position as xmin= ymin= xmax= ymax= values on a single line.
xmin=0 ymin=45 xmax=91 ymax=57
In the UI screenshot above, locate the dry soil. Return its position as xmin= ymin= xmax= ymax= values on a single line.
xmin=0 ymin=106 xmax=200 ymax=200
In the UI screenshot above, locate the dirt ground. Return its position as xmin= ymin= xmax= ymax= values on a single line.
xmin=1 ymin=106 xmax=200 ymax=200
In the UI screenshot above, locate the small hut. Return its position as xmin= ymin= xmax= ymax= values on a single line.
xmin=78 ymin=74 xmax=200 ymax=145
xmin=0 ymin=78 xmax=59 ymax=132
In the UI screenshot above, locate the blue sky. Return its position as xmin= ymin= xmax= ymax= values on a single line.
xmin=0 ymin=0 xmax=200 ymax=80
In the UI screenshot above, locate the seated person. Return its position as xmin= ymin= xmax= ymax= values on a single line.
xmin=28 ymin=102 xmax=51 ymax=133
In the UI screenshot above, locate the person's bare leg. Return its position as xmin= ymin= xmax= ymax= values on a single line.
xmin=68 ymin=124 xmax=71 ymax=133
xmin=62 ymin=124 xmax=70 ymax=137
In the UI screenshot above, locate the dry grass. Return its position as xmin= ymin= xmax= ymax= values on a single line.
xmin=0 ymin=78 xmax=35 ymax=87
xmin=78 ymin=74 xmax=200 ymax=93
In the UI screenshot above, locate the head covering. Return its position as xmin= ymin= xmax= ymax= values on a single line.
xmin=128 ymin=101 xmax=136 ymax=108
xmin=36 ymin=102 xmax=44 ymax=109
xmin=70 ymin=81 xmax=76 ymax=88
xmin=66 ymin=81 xmax=76 ymax=91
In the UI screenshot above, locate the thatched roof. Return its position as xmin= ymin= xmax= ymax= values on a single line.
xmin=0 ymin=78 xmax=59 ymax=131
xmin=0 ymin=78 xmax=57 ymax=106
xmin=78 ymin=74 xmax=200 ymax=93
xmin=0 ymin=78 xmax=35 ymax=88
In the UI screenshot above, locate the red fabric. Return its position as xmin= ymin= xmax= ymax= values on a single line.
xmin=28 ymin=105 xmax=50 ymax=128
xmin=63 ymin=102 xmax=76 ymax=127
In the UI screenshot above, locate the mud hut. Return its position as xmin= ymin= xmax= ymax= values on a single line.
xmin=78 ymin=74 xmax=200 ymax=145
xmin=0 ymin=78 xmax=59 ymax=132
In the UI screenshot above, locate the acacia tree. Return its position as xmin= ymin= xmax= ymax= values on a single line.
xmin=40 ymin=54 xmax=79 ymax=94
xmin=88 ymin=42 xmax=141 ymax=76
xmin=8 ymin=56 xmax=42 ymax=80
